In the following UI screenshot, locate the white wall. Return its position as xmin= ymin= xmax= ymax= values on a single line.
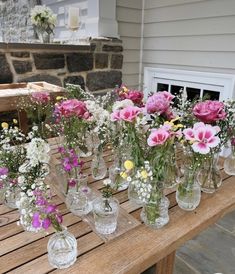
xmin=116 ymin=0 xmax=143 ymax=89
xmin=142 ymin=0 xmax=235 ymax=88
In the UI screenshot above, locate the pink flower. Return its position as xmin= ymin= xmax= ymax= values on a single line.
xmin=110 ymin=110 xmax=121 ymax=121
xmin=32 ymin=212 xmax=41 ymax=229
xmin=31 ymin=91 xmax=50 ymax=104
xmin=0 ymin=167 xmax=8 ymax=176
xmin=119 ymin=106 xmax=141 ymax=122
xmin=231 ymin=137 xmax=235 ymax=146
xmin=147 ymin=128 xmax=170 ymax=146
xmin=193 ymin=100 xmax=226 ymax=123
xmin=183 ymin=123 xmax=220 ymax=154
xmin=42 ymin=218 xmax=51 ymax=229
xmin=146 ymin=91 xmax=174 ymax=115
xmin=56 ymin=99 xmax=90 ymax=119
xmin=116 ymin=85 xmax=144 ymax=106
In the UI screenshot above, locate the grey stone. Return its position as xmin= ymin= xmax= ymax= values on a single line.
xmin=177 ymin=225 xmax=235 ymax=274
xmin=11 ymin=52 xmax=30 ymax=58
xmin=174 ymin=256 xmax=199 ymax=274
xmin=95 ymin=53 xmax=108 ymax=69
xmin=13 ymin=60 xmax=32 ymax=74
xmin=102 ymin=44 xmax=123 ymax=52
xmin=0 ymin=54 xmax=13 ymax=83
xmin=19 ymin=74 xmax=62 ymax=86
xmin=111 ymin=54 xmax=123 ymax=69
xmin=64 ymin=76 xmax=85 ymax=90
xmin=216 ymin=210 xmax=235 ymax=234
xmin=86 ymin=70 xmax=122 ymax=91
xmin=33 ymin=53 xmax=65 ymax=70
xmin=67 ymin=53 xmax=93 ymax=72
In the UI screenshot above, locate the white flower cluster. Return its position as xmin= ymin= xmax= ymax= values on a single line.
xmin=31 ymin=5 xmax=57 ymax=30
xmin=112 ymin=99 xmax=134 ymax=111
xmin=127 ymin=161 xmax=154 ymax=204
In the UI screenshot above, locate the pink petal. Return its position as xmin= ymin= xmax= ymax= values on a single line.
xmin=207 ymin=136 xmax=220 ymax=148
xmin=192 ymin=142 xmax=210 ymax=154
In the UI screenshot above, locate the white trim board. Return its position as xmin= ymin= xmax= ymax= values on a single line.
xmin=144 ymin=67 xmax=235 ymax=101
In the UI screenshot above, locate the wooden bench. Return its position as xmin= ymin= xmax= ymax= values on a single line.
xmin=0 ymin=137 xmax=235 ymax=274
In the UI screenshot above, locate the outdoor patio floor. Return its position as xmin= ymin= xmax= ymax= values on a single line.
xmin=143 ymin=210 xmax=235 ymax=274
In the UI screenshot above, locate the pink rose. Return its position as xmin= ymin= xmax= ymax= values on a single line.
xmin=125 ymin=90 xmax=144 ymax=106
xmin=31 ymin=91 xmax=50 ymax=104
xmin=146 ymin=91 xmax=174 ymax=115
xmin=147 ymin=128 xmax=170 ymax=146
xmin=119 ymin=106 xmax=141 ymax=122
xmin=56 ymin=99 xmax=90 ymax=119
xmin=193 ymin=100 xmax=226 ymax=123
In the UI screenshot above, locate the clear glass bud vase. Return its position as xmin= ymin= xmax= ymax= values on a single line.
xmin=197 ymin=154 xmax=222 ymax=193
xmin=176 ymin=167 xmax=201 ymax=211
xmin=91 ymin=149 xmax=107 ymax=180
xmin=128 ymin=181 xmax=143 ymax=205
xmin=47 ymin=227 xmax=77 ymax=269
xmin=224 ymin=146 xmax=235 ymax=175
xmin=164 ymin=147 xmax=180 ymax=188
xmin=4 ymin=185 xmax=21 ymax=209
xmin=140 ymin=193 xmax=169 ymax=229
xmin=93 ymin=197 xmax=119 ymax=235
xmin=109 ymin=164 xmax=129 ymax=191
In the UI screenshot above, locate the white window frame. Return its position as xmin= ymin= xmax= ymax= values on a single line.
xmin=144 ymin=67 xmax=235 ymax=101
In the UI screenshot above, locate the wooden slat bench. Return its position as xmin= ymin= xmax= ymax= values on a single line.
xmin=0 ymin=137 xmax=235 ymax=274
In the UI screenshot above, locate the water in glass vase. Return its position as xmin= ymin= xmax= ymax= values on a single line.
xmin=93 ymin=197 xmax=119 ymax=235
xmin=224 ymin=146 xmax=235 ymax=175
xmin=91 ymin=150 xmax=107 ymax=180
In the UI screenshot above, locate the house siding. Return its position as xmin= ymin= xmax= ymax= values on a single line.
xmin=142 ymin=0 xmax=235 ymax=87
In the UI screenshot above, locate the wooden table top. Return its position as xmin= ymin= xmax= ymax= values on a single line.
xmin=1 ymin=139 xmax=235 ymax=274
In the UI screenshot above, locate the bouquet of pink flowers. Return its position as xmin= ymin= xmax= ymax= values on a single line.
xmin=116 ymin=84 xmax=144 ymax=107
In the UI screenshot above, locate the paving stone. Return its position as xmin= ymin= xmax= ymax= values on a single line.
xmin=11 ymin=52 xmax=30 ymax=58
xmin=33 ymin=53 xmax=65 ymax=70
xmin=177 ymin=225 xmax=235 ymax=274
xmin=111 ymin=54 xmax=123 ymax=69
xmin=20 ymin=74 xmax=62 ymax=86
xmin=86 ymin=70 xmax=122 ymax=91
xmin=216 ymin=210 xmax=235 ymax=234
xmin=13 ymin=60 xmax=32 ymax=74
xmin=67 ymin=53 xmax=93 ymax=72
xmin=64 ymin=76 xmax=85 ymax=90
xmin=95 ymin=53 xmax=108 ymax=69
xmin=0 ymin=54 xmax=13 ymax=83
xmin=174 ymin=256 xmax=199 ymax=274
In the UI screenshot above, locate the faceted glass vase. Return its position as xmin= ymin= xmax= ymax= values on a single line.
xmin=47 ymin=228 xmax=77 ymax=269
xmin=140 ymin=196 xmax=170 ymax=229
xmin=176 ymin=168 xmax=201 ymax=211
xmin=224 ymin=148 xmax=235 ymax=176
xmin=91 ymin=150 xmax=107 ymax=180
xmin=93 ymin=197 xmax=119 ymax=235
xmin=197 ymin=154 xmax=222 ymax=193
xmin=4 ymin=186 xmax=21 ymax=209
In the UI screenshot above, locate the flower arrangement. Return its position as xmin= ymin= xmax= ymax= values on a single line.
xmin=116 ymin=85 xmax=144 ymax=106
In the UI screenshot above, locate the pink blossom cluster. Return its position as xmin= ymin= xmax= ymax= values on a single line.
xmin=58 ymin=146 xmax=84 ymax=172
xmin=193 ymin=100 xmax=226 ymax=123
xmin=111 ymin=106 xmax=141 ymax=122
xmin=31 ymin=91 xmax=50 ymax=104
xmin=32 ymin=190 xmax=63 ymax=230
xmin=147 ymin=124 xmax=175 ymax=146
xmin=117 ymin=85 xmax=144 ymax=106
xmin=55 ymin=99 xmax=90 ymax=120
xmin=183 ymin=122 xmax=220 ymax=154
xmin=146 ymin=91 xmax=175 ymax=119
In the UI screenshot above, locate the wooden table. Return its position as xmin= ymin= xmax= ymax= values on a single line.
xmin=1 ymin=139 xmax=235 ymax=274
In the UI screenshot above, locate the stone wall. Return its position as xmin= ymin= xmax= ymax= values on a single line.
xmin=0 ymin=38 xmax=123 ymax=93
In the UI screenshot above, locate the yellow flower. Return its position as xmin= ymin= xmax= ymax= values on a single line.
xmin=175 ymin=124 xmax=184 ymax=128
xmin=124 ymin=160 xmax=134 ymax=170
xmin=13 ymin=119 xmax=18 ymax=124
xmin=56 ymin=96 xmax=65 ymax=101
xmin=1 ymin=122 xmax=9 ymax=129
xmin=120 ymin=171 xmax=128 ymax=179
xmin=171 ymin=116 xmax=180 ymax=123
xmin=141 ymin=170 xmax=148 ymax=179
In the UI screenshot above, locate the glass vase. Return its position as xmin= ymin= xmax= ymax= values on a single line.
xmin=197 ymin=154 xmax=222 ymax=193
xmin=140 ymin=193 xmax=169 ymax=229
xmin=164 ymin=147 xmax=180 ymax=188
xmin=91 ymin=150 xmax=107 ymax=180
xmin=36 ymin=27 xmax=53 ymax=43
xmin=47 ymin=227 xmax=77 ymax=269
xmin=93 ymin=197 xmax=119 ymax=235
xmin=224 ymin=146 xmax=235 ymax=175
xmin=109 ymin=164 xmax=129 ymax=191
xmin=128 ymin=181 xmax=143 ymax=205
xmin=176 ymin=167 xmax=201 ymax=211
xmin=4 ymin=185 xmax=21 ymax=209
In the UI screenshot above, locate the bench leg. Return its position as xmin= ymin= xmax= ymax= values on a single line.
xmin=155 ymin=251 xmax=176 ymax=274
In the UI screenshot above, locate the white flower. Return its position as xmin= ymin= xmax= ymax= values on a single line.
xmin=112 ymin=99 xmax=134 ymax=111
xmin=103 ymin=178 xmax=111 ymax=186
xmin=18 ymin=176 xmax=25 ymax=185
xmin=26 ymin=138 xmax=50 ymax=166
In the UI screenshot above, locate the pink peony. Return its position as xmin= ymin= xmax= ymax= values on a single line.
xmin=147 ymin=128 xmax=170 ymax=146
xmin=119 ymin=106 xmax=141 ymax=122
xmin=56 ymin=99 xmax=90 ymax=119
xmin=31 ymin=91 xmax=50 ymax=104
xmin=146 ymin=91 xmax=174 ymax=115
xmin=193 ymin=100 xmax=226 ymax=123
xmin=183 ymin=122 xmax=220 ymax=154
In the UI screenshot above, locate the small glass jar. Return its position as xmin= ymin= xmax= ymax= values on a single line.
xmin=164 ymin=147 xmax=180 ymax=188
xmin=140 ymin=195 xmax=170 ymax=229
xmin=4 ymin=185 xmax=21 ymax=209
xmin=224 ymin=146 xmax=235 ymax=175
xmin=109 ymin=165 xmax=129 ymax=191
xmin=93 ymin=197 xmax=119 ymax=235
xmin=91 ymin=149 xmax=107 ymax=180
xmin=176 ymin=167 xmax=201 ymax=211
xmin=47 ymin=227 xmax=77 ymax=269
